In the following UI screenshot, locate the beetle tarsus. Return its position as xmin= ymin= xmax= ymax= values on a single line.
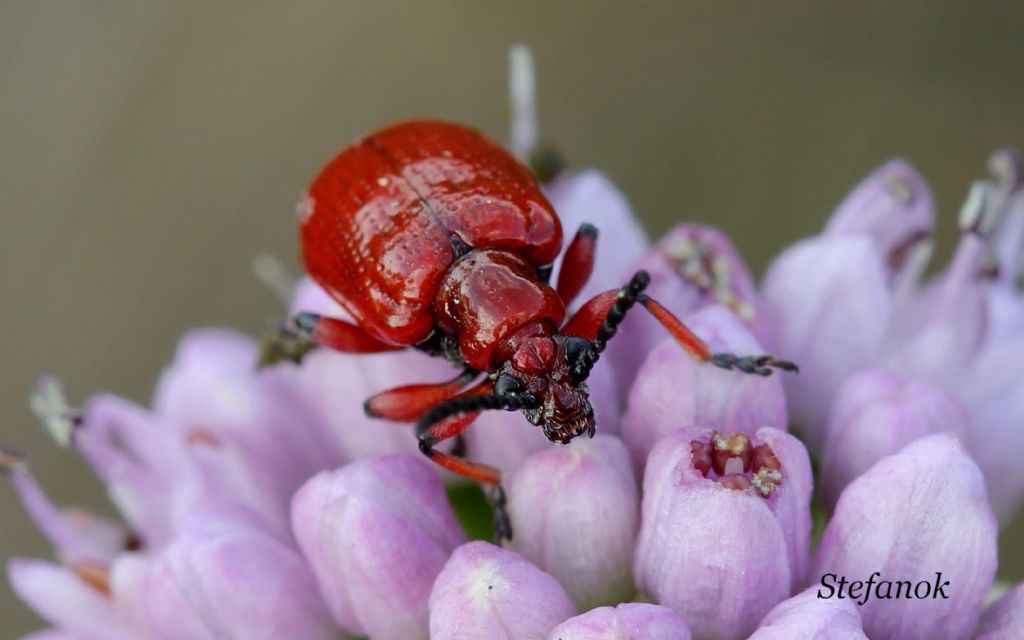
xmin=488 ymin=484 xmax=514 ymax=544
xmin=710 ymin=352 xmax=798 ymax=376
xmin=293 ymin=311 xmax=319 ymax=337
xmin=257 ymin=325 xmax=316 ymax=367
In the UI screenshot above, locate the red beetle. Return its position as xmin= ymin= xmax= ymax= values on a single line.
xmin=287 ymin=120 xmax=794 ymax=539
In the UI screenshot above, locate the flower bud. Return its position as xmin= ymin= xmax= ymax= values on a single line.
xmin=143 ymin=503 xmax=336 ymax=640
xmin=748 ymin=587 xmax=867 ymax=639
xmin=959 ymin=337 xmax=1024 ymax=522
xmin=634 ymin=427 xmax=812 ymax=640
xmin=622 ymin=305 xmax=788 ymax=468
xmin=812 ymin=434 xmax=997 ymax=640
xmin=607 ymin=224 xmax=759 ymax=386
xmin=547 ymin=169 xmax=649 ymax=307
xmin=820 ymin=368 xmax=970 ymax=509
xmin=759 ymin=234 xmax=891 ymax=452
xmin=546 ymin=603 xmax=691 ymax=640
xmin=430 ymin=541 xmax=576 ymax=640
xmin=291 ymin=455 xmax=465 ymax=640
xmin=976 ymin=581 xmax=1024 ymax=639
xmin=508 ymin=435 xmax=638 ymax=609
xmin=823 ymin=159 xmax=934 ymax=269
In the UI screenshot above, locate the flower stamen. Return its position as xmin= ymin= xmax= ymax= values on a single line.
xmin=72 ymin=561 xmax=111 ymax=596
xmin=661 ymin=237 xmax=755 ymax=321
xmin=692 ymin=432 xmax=783 ymax=498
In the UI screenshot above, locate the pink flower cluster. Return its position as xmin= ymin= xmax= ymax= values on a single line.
xmin=5 ymin=46 xmax=1023 ymax=640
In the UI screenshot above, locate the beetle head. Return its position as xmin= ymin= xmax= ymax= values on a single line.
xmin=496 ymin=335 xmax=596 ymax=443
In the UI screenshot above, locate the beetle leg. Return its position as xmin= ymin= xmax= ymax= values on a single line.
xmin=292 ymin=312 xmax=402 ymax=353
xmin=364 ymin=368 xmax=478 ymax=421
xmin=556 ymin=223 xmax=598 ymax=306
xmin=258 ymin=325 xmax=317 ymax=367
xmin=415 ymin=383 xmax=539 ymax=544
xmin=563 ymin=270 xmax=798 ymax=377
xmin=536 ymin=264 xmax=553 ymax=284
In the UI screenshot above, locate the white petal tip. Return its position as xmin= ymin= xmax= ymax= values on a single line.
xmin=959 ymin=180 xmax=997 ymax=236
xmin=508 ymin=44 xmax=538 ymax=160
xmin=29 ymin=376 xmax=79 ymax=448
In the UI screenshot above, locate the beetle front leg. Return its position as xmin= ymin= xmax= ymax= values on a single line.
xmin=416 ymin=407 xmax=513 ymax=543
xmin=414 ymin=384 xmax=539 ymax=544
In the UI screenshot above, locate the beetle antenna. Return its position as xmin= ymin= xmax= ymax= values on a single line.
xmin=575 ymin=271 xmax=650 ymax=381
xmin=416 ymin=393 xmax=538 ymax=439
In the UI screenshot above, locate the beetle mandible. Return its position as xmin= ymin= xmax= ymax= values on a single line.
xmin=278 ymin=120 xmax=796 ymax=540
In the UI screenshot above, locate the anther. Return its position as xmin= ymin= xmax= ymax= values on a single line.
xmin=693 ymin=433 xmax=783 ymax=499
xmin=690 ymin=441 xmax=713 ymax=476
xmin=884 ymin=174 xmax=915 ymax=205
xmin=958 ymin=181 xmax=996 ymax=236
xmin=988 ymin=148 xmax=1022 ymax=192
xmin=660 ymin=236 xmax=755 ymax=320
xmin=72 ymin=561 xmax=111 ymax=596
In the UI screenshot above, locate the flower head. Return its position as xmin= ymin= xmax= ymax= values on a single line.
xmin=5 ymin=45 xmax=1022 ymax=640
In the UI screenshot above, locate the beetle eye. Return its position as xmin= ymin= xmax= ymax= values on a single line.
xmin=494 ymin=374 xmax=527 ymax=397
xmin=564 ymin=336 xmax=595 ymax=382
xmin=564 ymin=336 xmax=593 ymax=365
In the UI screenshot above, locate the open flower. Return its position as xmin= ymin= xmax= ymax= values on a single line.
xmin=633 ymin=427 xmax=812 ymax=640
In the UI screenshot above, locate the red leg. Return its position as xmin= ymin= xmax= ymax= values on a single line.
xmin=364 ymin=368 xmax=477 ymax=421
xmin=294 ymin=312 xmax=401 ymax=353
xmin=414 ymin=379 xmax=518 ymax=542
xmin=556 ymin=223 xmax=598 ymax=306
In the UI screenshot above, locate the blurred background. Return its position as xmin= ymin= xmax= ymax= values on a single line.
xmin=2 ymin=1 xmax=1023 ymax=634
